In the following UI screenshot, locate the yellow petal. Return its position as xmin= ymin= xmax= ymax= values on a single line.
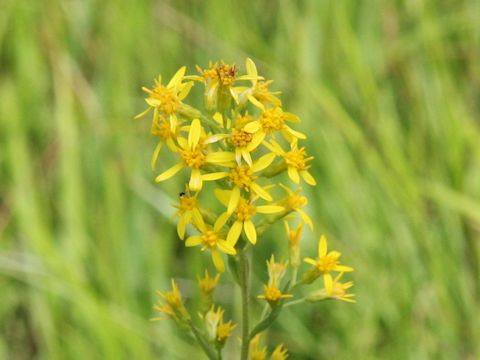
xmin=188 ymin=119 xmax=201 ymax=148
xmin=192 ymin=208 xmax=204 ymax=229
xmin=286 ymin=126 xmax=306 ymax=139
xmin=297 ymin=208 xmax=313 ymax=230
xmin=335 ymin=265 xmax=354 ymax=272
xmin=256 ymin=205 xmax=284 ymax=214
xmin=177 ymin=217 xmax=186 ymax=240
xmin=218 ymin=240 xmax=237 ymax=255
xmin=288 ymin=167 xmax=300 ymax=184
xmin=250 ymin=183 xmax=272 ymax=201
xmin=244 ymin=220 xmax=257 ymax=244
xmin=246 ymin=132 xmax=264 ymax=152
xmin=241 ymin=150 xmax=253 ymax=167
xmin=155 ymin=163 xmax=183 ymax=182
xmin=319 ymin=235 xmax=328 ymax=257
xmin=211 ymin=249 xmax=225 ymax=272
xmin=244 ymin=120 xmax=261 ymax=133
xmin=227 ymin=186 xmax=241 ymax=214
xmin=178 ymin=81 xmax=194 ymax=100
xmin=213 ymin=112 xmax=223 ymax=125
xmin=215 ymin=212 xmax=230 ymax=231
xmin=248 ymin=94 xmax=264 ymax=110
xmin=202 ymin=172 xmax=229 ymax=181
xmin=206 ymin=151 xmax=236 ymax=164
xmin=151 ymin=142 xmax=163 ymax=171
xmin=301 ymin=171 xmax=317 ymax=186
xmin=252 ymin=153 xmax=276 ymax=172
xmin=134 ymin=107 xmax=151 ymax=120
xmin=324 ymin=274 xmax=333 ymax=294
xmin=304 ymin=258 xmax=317 ymax=266
xmin=185 ymin=236 xmax=202 ymax=247
xmin=189 ymin=168 xmax=203 ymax=191
xmin=245 ymin=58 xmax=257 ymax=78
xmin=227 ymin=221 xmax=243 ymax=245
xmin=167 ymin=66 xmax=186 ymax=88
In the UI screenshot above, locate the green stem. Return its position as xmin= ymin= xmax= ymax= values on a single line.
xmin=188 ymin=321 xmax=218 ymax=360
xmin=239 ymin=248 xmax=250 ymax=360
xmin=283 ymin=298 xmax=306 ymax=308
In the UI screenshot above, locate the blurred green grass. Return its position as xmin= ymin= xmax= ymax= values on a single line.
xmin=1 ymin=0 xmax=480 ymax=359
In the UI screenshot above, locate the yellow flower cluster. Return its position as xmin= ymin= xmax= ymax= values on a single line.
xmin=139 ymin=59 xmax=356 ymax=360
xmin=137 ymin=59 xmax=316 ymax=273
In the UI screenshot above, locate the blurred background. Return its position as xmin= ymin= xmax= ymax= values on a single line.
xmin=1 ymin=0 xmax=480 ymax=359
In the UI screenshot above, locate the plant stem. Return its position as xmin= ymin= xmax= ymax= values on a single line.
xmin=188 ymin=321 xmax=218 ymax=360
xmin=238 ymin=248 xmax=250 ymax=360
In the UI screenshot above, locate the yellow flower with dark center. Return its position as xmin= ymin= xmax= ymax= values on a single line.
xmin=271 ymin=344 xmax=289 ymax=360
xmin=185 ymin=216 xmax=236 ymax=272
xmin=278 ymin=185 xmax=313 ymax=229
xmin=136 ymin=66 xmax=194 ymax=128
xmin=155 ymin=119 xmax=235 ymax=191
xmin=152 ymin=279 xmax=190 ymax=322
xmin=244 ymin=107 xmax=305 ymax=143
xmin=173 ymin=191 xmax=204 ymax=239
xmin=304 ymin=235 xmax=354 ymax=293
xmin=215 ymin=190 xmax=284 ymax=245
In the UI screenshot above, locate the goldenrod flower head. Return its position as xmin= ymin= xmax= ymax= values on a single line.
xmin=186 ymin=216 xmax=236 ymax=272
xmin=136 ymin=66 xmax=194 ymax=122
xmin=306 ymin=273 xmax=356 ymax=304
xmin=270 ymin=344 xmax=289 ymax=360
xmin=172 ymin=190 xmax=204 ymax=239
xmin=278 ymin=185 xmax=313 ymax=230
xmin=249 ymin=334 xmax=267 ymax=360
xmin=153 ymin=279 xmax=190 ymax=322
xmin=216 ymin=319 xmax=236 ymax=344
xmin=197 ymin=269 xmax=221 ymax=295
xmin=266 ymin=255 xmax=288 ymax=287
xmin=155 ymin=118 xmax=235 ymax=191
xmin=266 ymin=140 xmax=316 ymax=186
xmin=284 ymin=221 xmax=304 ymax=268
xmin=215 ymin=190 xmax=283 ymax=245
xmin=203 ymin=306 xmax=236 ymax=346
xmin=303 ymin=235 xmax=354 ymax=290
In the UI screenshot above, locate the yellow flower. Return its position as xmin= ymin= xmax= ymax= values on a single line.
xmin=271 ymin=344 xmax=289 ymax=360
xmin=136 ymin=66 xmax=194 ymax=128
xmin=306 ymin=273 xmax=356 ymax=303
xmin=303 ymin=235 xmax=354 ymax=292
xmin=258 ymin=255 xmax=292 ymax=305
xmin=249 ymin=335 xmax=267 ymax=360
xmin=230 ymin=58 xmax=282 ymax=110
xmin=188 ymin=59 xmax=261 ymax=110
xmin=215 ymin=190 xmax=284 ymax=245
xmin=203 ymin=305 xmax=236 ymax=346
xmin=185 ymin=216 xmax=236 ymax=272
xmin=284 ymin=221 xmax=304 ymax=268
xmin=212 ymin=112 xmax=265 ymax=166
xmin=244 ymin=107 xmax=305 ymax=143
xmin=278 ymin=185 xmax=313 ymax=230
xmin=155 ymin=119 xmax=235 ymax=191
xmin=173 ymin=191 xmax=204 ymax=239
xmin=265 ymin=140 xmax=316 ymax=186
xmin=197 ymin=269 xmax=221 ymax=296
xmin=152 ymin=279 xmax=190 ymax=322
xmin=204 ymin=153 xmax=277 ymax=212
xmin=150 ymin=114 xmax=181 ymax=170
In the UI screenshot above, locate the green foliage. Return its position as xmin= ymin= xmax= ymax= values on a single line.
xmin=1 ymin=0 xmax=479 ymax=359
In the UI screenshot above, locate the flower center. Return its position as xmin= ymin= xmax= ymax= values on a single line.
xmin=179 ymin=196 xmax=197 ymax=212
xmin=260 ymin=107 xmax=285 ymax=133
xmin=317 ymin=253 xmax=340 ymax=273
xmin=287 ymin=193 xmax=307 ymax=209
xmin=229 ymin=165 xmax=255 ymax=189
xmin=263 ymin=286 xmax=282 ymax=302
xmin=202 ymin=63 xmax=237 ymax=86
xmin=230 ymin=129 xmax=253 ymax=148
xmin=151 ymin=85 xmax=180 ymax=114
xmin=284 ymin=148 xmax=310 ymax=170
xmin=235 ymin=199 xmax=256 ymax=221
xmin=202 ymin=230 xmax=220 ymax=248
xmin=180 ymin=148 xmax=206 ymax=168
